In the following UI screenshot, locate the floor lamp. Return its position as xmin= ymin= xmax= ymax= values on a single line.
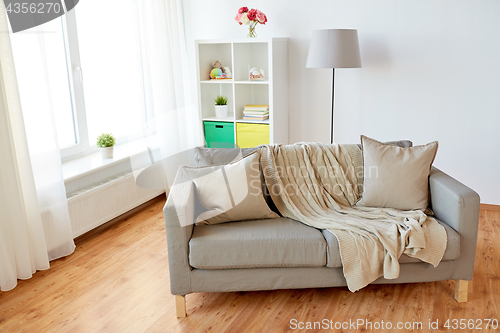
xmin=306 ymin=29 xmax=361 ymax=144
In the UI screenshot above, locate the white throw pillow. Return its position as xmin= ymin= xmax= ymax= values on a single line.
xmin=358 ymin=135 xmax=438 ymax=211
xmin=184 ymin=151 xmax=279 ymax=225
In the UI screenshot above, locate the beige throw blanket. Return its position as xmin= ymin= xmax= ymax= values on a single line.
xmin=260 ymin=142 xmax=447 ymax=292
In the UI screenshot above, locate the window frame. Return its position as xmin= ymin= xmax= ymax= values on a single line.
xmin=60 ymin=10 xmax=89 ymax=161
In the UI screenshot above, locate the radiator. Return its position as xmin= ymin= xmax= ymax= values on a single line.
xmin=67 ymin=171 xmax=164 ymax=238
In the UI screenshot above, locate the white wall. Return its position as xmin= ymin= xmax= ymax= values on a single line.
xmin=183 ymin=0 xmax=500 ymax=205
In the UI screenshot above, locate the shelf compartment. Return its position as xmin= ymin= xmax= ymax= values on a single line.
xmin=234 ymin=84 xmax=269 ymax=120
xmin=200 ymin=83 xmax=234 ymax=119
xmin=198 ymin=43 xmax=232 ymax=81
xmin=233 ymin=42 xmax=268 ymax=81
xmin=236 ymin=123 xmax=269 ymax=148
xmin=204 ymin=121 xmax=235 ymax=148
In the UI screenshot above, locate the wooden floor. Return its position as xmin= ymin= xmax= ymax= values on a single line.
xmin=1 ymin=197 xmax=499 ymax=333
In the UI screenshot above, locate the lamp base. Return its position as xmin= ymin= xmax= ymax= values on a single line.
xmin=330 ymin=68 xmax=335 ymax=144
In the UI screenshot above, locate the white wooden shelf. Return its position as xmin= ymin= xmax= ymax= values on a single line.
xmin=202 ymin=116 xmax=234 ymax=122
xmin=196 ymin=38 xmax=288 ymax=147
xmin=234 ymin=80 xmax=269 ymax=85
xmin=236 ymin=119 xmax=270 ymax=124
xmin=200 ymin=80 xmax=233 ymax=84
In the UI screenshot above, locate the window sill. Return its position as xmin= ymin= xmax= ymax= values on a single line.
xmin=62 ymin=138 xmax=161 ymax=198
xmin=62 ymin=139 xmax=151 ymax=182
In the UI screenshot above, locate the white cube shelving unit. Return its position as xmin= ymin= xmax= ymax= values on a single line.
xmin=195 ymin=38 xmax=288 ymax=147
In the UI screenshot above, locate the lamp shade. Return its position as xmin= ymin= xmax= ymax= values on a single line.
xmin=306 ymin=29 xmax=361 ymax=69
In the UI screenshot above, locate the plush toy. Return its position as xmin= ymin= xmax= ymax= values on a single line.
xmin=223 ymin=66 xmax=232 ymax=79
xmin=210 ymin=67 xmax=223 ymax=79
xmin=210 ymin=60 xmax=227 ymax=79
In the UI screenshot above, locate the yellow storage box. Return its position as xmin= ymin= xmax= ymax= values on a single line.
xmin=236 ymin=123 xmax=269 ymax=148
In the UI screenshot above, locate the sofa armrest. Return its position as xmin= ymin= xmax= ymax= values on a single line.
xmin=429 ymin=167 xmax=480 ymax=280
xmin=164 ymin=167 xmax=195 ymax=295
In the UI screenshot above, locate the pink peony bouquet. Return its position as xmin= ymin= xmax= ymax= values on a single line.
xmin=235 ymin=7 xmax=267 ymax=26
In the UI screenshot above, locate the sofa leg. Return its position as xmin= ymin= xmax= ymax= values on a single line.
xmin=175 ymin=295 xmax=186 ymax=318
xmin=454 ymin=280 xmax=468 ymax=303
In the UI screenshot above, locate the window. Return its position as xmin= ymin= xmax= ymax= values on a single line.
xmin=11 ymin=1 xmax=150 ymax=160
xmin=10 ymin=17 xmax=77 ymax=151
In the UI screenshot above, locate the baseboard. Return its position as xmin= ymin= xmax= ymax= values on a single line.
xmin=480 ymin=203 xmax=500 ymax=212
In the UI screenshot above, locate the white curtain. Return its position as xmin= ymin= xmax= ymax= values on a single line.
xmin=130 ymin=0 xmax=202 ymax=190
xmin=0 ymin=2 xmax=75 ymax=291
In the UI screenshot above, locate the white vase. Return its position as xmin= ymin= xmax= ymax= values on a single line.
xmin=215 ymin=105 xmax=228 ymax=118
xmin=100 ymin=147 xmax=114 ymax=159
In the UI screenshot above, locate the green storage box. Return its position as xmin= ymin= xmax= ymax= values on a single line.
xmin=204 ymin=121 xmax=235 ymax=148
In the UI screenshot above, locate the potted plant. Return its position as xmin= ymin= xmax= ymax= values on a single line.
xmin=96 ymin=133 xmax=116 ymax=159
xmin=214 ymin=95 xmax=229 ymax=118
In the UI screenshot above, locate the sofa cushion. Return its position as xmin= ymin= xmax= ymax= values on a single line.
xmin=189 ymin=218 xmax=326 ymax=269
xmin=359 ymin=135 xmax=438 ymax=210
xmin=356 ymin=140 xmax=413 ymax=150
xmin=322 ymin=219 xmax=460 ymax=268
xmin=184 ymin=151 xmax=279 ymax=225
xmin=193 ymin=146 xmax=280 ymax=215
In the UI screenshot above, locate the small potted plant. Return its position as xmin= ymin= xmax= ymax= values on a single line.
xmin=96 ymin=133 xmax=116 ymax=159
xmin=214 ymin=95 xmax=229 ymax=118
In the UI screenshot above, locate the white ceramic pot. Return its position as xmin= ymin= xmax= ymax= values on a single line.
xmin=100 ymin=147 xmax=114 ymax=159
xmin=215 ymin=105 xmax=228 ymax=118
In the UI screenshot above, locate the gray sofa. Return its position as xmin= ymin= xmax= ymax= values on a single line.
xmin=164 ymin=143 xmax=480 ymax=317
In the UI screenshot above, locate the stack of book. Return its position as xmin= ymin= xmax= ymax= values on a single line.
xmin=242 ymin=105 xmax=269 ymax=121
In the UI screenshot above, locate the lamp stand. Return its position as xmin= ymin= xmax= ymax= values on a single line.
xmin=330 ymin=68 xmax=335 ymax=144
xmin=306 ymin=29 xmax=361 ymax=144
